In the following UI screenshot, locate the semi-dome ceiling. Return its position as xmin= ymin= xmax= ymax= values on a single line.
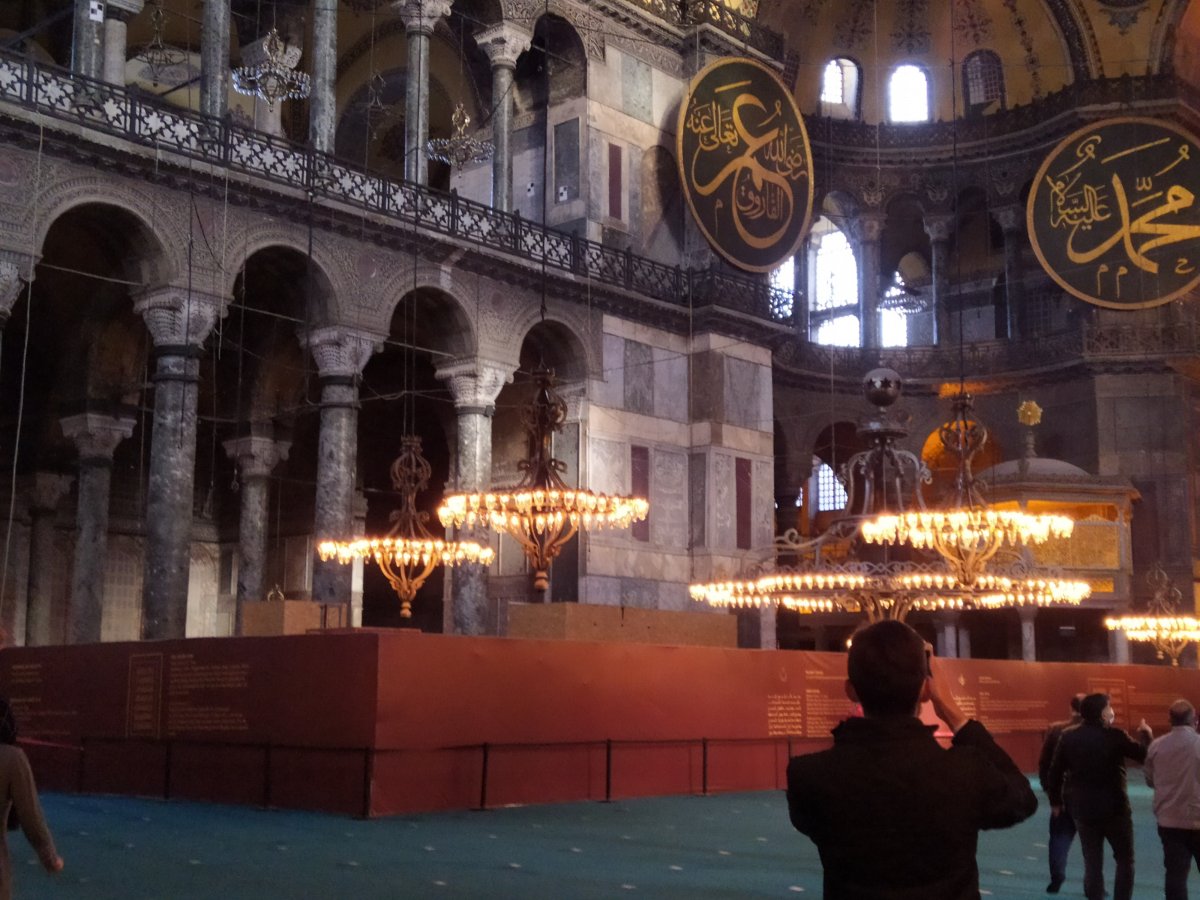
xmin=751 ymin=0 xmax=1186 ymax=124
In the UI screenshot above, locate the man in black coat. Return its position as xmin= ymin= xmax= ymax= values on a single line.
xmin=1038 ymin=692 xmax=1086 ymax=893
xmin=786 ymin=619 xmax=1038 ymax=899
xmin=1046 ymin=692 xmax=1153 ymax=900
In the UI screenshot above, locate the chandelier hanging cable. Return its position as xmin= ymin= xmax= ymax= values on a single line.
xmin=438 ymin=366 xmax=647 ymax=593
xmin=689 ymin=368 xmax=1089 ymax=621
xmin=232 ymin=26 xmax=311 ymax=109
xmin=1105 ymin=565 xmax=1199 ymax=666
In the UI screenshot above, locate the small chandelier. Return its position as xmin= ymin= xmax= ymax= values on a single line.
xmin=860 ymin=392 xmax=1073 ymax=586
xmin=1106 ymin=565 xmax=1197 ymax=666
xmin=438 ymin=366 xmax=648 ymax=593
xmin=426 ymin=103 xmax=494 ymax=168
xmin=318 ymin=435 xmax=493 ymax=619
xmin=233 ymin=28 xmax=312 ymax=109
xmin=139 ymin=0 xmax=186 ymax=87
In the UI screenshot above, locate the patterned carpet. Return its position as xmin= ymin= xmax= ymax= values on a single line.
xmin=11 ymin=782 xmax=1190 ymax=898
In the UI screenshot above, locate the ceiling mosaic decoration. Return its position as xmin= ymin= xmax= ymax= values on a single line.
xmin=834 ymin=0 xmax=874 ymax=50
xmin=953 ymin=0 xmax=995 ymax=45
xmin=891 ymin=0 xmax=932 ymax=53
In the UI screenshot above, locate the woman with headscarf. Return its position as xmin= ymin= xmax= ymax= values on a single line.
xmin=0 ymin=698 xmax=62 ymax=899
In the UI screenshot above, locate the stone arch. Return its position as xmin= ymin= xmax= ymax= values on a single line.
xmin=366 ymin=260 xmax=479 ymax=360
xmin=223 ymin=230 xmax=343 ymax=326
xmin=504 ymin=302 xmax=597 ymax=381
xmin=26 ymin=178 xmax=179 ymax=288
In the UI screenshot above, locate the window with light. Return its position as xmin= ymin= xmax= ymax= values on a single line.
xmin=820 ymin=58 xmax=860 ymax=119
xmin=963 ymin=50 xmax=1003 ymax=110
xmin=816 ymin=462 xmax=848 ymax=511
xmin=880 ymin=271 xmax=911 ymax=348
xmin=889 ymin=65 xmax=930 ymax=123
xmin=809 ymin=221 xmax=859 ymax=347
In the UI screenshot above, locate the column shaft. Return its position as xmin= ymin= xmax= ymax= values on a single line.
xmin=491 ymin=64 xmax=515 ymax=211
xmin=311 ymin=380 xmax=359 ymax=606
xmin=236 ymin=474 xmax=270 ymax=621
xmin=142 ymin=352 xmax=201 ymax=639
xmin=200 ymin=0 xmax=230 ymax=119
xmin=404 ymin=27 xmax=432 ymax=184
xmin=309 ymin=0 xmax=337 ymax=153
xmin=73 ymin=0 xmax=104 ymax=78
xmin=1003 ymin=227 xmax=1026 ymax=339
xmin=451 ymin=408 xmax=493 ymax=635
xmin=858 ymin=238 xmax=881 ymax=349
xmin=70 ymin=460 xmax=114 ymax=643
xmin=25 ymin=508 xmax=59 ymax=645
xmin=102 ymin=16 xmax=127 ymax=84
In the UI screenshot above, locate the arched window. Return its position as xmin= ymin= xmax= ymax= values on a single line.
xmin=809 ymin=220 xmax=859 ymax=347
xmin=963 ymin=50 xmax=1004 ymax=112
xmin=820 ymin=58 xmax=860 ymax=119
xmin=888 ymin=64 xmax=930 ymax=123
xmin=816 ymin=463 xmax=848 ymax=511
xmin=880 ymin=271 xmax=912 ymax=348
xmin=769 ymin=256 xmax=795 ymax=319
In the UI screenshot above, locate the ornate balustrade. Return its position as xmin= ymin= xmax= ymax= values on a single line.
xmin=0 ymin=50 xmax=791 ymax=325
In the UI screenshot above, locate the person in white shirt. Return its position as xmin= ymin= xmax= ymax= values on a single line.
xmin=1144 ymin=699 xmax=1200 ymax=900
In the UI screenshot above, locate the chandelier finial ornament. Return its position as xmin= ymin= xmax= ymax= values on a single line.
xmin=318 ymin=436 xmax=494 ymax=619
xmin=426 ymin=103 xmax=495 ymax=168
xmin=1106 ymin=565 xmax=1198 ymax=666
xmin=439 ymin=367 xmax=648 ymax=594
xmin=233 ymin=28 xmax=312 ymax=109
xmin=692 ymin=370 xmax=1089 ymax=621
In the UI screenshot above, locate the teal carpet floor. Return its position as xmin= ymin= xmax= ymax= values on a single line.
xmin=12 ymin=782 xmax=1195 ymax=898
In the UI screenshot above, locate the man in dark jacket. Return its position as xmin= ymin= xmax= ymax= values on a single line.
xmin=1038 ymin=692 xmax=1086 ymax=893
xmin=1046 ymin=692 xmax=1153 ymax=900
xmin=786 ymin=619 xmax=1038 ymax=899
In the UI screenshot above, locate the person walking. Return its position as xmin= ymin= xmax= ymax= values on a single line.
xmin=1144 ymin=699 xmax=1200 ymax=900
xmin=0 ymin=698 xmax=62 ymax=900
xmin=1039 ymin=692 xmax=1085 ymax=893
xmin=1047 ymin=692 xmax=1152 ymax=900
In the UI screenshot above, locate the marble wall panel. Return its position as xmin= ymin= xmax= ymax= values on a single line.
xmin=624 ymin=339 xmax=655 ymax=415
xmin=753 ymin=458 xmax=774 ymax=547
xmin=622 ymin=54 xmax=653 ymax=124
xmin=619 ymin=576 xmax=659 ymax=609
xmin=652 ymin=449 xmax=688 ymax=549
xmin=689 ymin=452 xmax=707 ymax=549
xmin=591 ymin=436 xmax=630 ymax=496
xmin=724 ymin=356 xmax=770 ymax=431
xmin=712 ymin=452 xmax=735 ymax=549
xmin=654 ymin=348 xmax=689 ymax=423
xmin=592 ymin=333 xmax=626 ymax=409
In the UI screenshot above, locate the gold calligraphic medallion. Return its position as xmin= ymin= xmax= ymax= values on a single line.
xmin=1027 ymin=117 xmax=1200 ymax=310
xmin=677 ymin=57 xmax=813 ymax=273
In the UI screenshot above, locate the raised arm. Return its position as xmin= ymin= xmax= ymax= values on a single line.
xmin=10 ymin=749 xmax=62 ymax=874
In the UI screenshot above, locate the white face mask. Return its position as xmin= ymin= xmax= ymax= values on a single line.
xmin=1102 ymin=706 xmax=1115 ymax=726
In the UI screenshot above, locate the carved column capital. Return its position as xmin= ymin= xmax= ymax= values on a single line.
xmin=922 ymin=212 xmax=956 ymax=244
xmin=475 ymin=21 xmax=532 ymax=70
xmin=993 ymin=203 xmax=1025 ymax=235
xmin=135 ymin=287 xmax=227 ymax=349
xmin=435 ymin=358 xmax=514 ymax=412
xmin=104 ymin=0 xmax=145 ymax=22
xmin=299 ymin=326 xmax=383 ymax=379
xmin=0 ymin=250 xmax=34 ymax=324
xmin=848 ymin=213 xmax=886 ymax=244
xmin=26 ymin=471 xmax=73 ymax=513
xmin=60 ymin=412 xmax=136 ymax=462
xmin=224 ymin=435 xmax=290 ymax=480
xmin=393 ymin=0 xmax=452 ymax=34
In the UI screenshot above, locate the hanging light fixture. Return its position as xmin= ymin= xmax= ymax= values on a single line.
xmin=318 ymin=435 xmax=494 ymax=619
xmin=426 ymin=103 xmax=495 ymax=168
xmin=438 ymin=366 xmax=648 ymax=593
xmin=860 ymin=392 xmax=1073 ymax=586
xmin=1106 ymin=565 xmax=1198 ymax=666
xmin=233 ymin=27 xmax=312 ymax=109
xmin=138 ymin=0 xmax=186 ymax=87
xmin=690 ymin=368 xmax=1089 ymax=621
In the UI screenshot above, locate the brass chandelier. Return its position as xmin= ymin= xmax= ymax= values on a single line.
xmin=318 ymin=435 xmax=493 ymax=619
xmin=232 ymin=27 xmax=312 ymax=109
xmin=427 ymin=103 xmax=494 ymax=168
xmin=1106 ymin=565 xmax=1198 ymax=666
xmin=690 ymin=368 xmax=1089 ymax=622
xmin=438 ymin=366 xmax=648 ymax=594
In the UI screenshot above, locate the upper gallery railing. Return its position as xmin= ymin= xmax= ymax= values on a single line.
xmin=0 ymin=50 xmax=791 ymax=324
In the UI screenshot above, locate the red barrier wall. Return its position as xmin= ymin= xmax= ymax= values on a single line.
xmin=3 ymin=630 xmax=1199 ymax=817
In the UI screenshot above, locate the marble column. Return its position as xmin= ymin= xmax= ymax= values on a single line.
xmin=957 ymin=624 xmax=971 ymax=659
xmin=792 ymin=240 xmax=810 ymax=337
xmin=436 ymin=358 xmax=512 ymax=635
xmin=850 ymin=213 xmax=884 ymax=349
xmin=223 ymin=435 xmax=290 ymax=635
xmin=935 ymin=612 xmax=959 ymax=658
xmin=395 ymin=0 xmax=452 ymax=185
xmin=1110 ymin=627 xmax=1130 ymax=665
xmin=101 ymin=0 xmax=143 ymax=85
xmin=23 ymin=473 xmax=73 ymax=647
xmin=239 ymin=31 xmax=303 ymax=136
xmin=308 ymin=0 xmax=337 ymax=153
xmin=0 ymin=251 xmax=33 ymax=330
xmin=475 ymin=22 xmax=531 ymax=213
xmin=1018 ymin=607 xmax=1037 ymax=661
xmin=995 ymin=204 xmax=1026 ymax=339
xmin=135 ymin=288 xmax=226 ymax=640
xmin=300 ymin=327 xmax=381 ymax=611
xmin=923 ymin=212 xmax=954 ymax=347
xmin=72 ymin=0 xmax=105 ymax=79
xmin=60 ymin=412 xmax=136 ymax=644
xmin=200 ymin=0 xmax=230 ymax=119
